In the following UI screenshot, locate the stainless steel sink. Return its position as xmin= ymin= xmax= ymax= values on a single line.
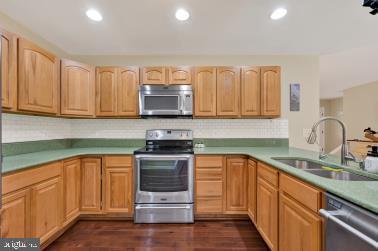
xmin=306 ymin=169 xmax=375 ymax=181
xmin=272 ymin=157 xmax=376 ymax=181
xmin=272 ymin=158 xmax=324 ymax=170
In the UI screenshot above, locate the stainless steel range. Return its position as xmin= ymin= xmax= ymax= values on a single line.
xmin=134 ymin=129 xmax=194 ymax=223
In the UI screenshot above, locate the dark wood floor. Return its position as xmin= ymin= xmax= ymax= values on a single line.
xmin=46 ymin=220 xmax=269 ymax=251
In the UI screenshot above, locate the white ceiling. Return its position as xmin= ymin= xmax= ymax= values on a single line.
xmin=0 ymin=0 xmax=377 ymax=55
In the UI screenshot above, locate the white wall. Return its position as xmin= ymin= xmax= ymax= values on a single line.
xmin=2 ymin=114 xmax=288 ymax=143
xmin=343 ymin=81 xmax=378 ymax=140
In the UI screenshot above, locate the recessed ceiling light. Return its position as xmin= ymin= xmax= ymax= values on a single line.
xmin=270 ymin=8 xmax=287 ymax=20
xmin=86 ymin=9 xmax=103 ymax=22
xmin=175 ymin=8 xmax=190 ymax=21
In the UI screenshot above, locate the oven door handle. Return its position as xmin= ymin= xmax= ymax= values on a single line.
xmin=135 ymin=205 xmax=191 ymax=210
xmin=319 ymin=209 xmax=378 ymax=248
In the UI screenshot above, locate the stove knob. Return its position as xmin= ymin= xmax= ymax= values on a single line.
xmin=186 ymin=132 xmax=190 ymax=137
xmin=148 ymin=132 xmax=153 ymax=138
xmin=155 ymin=132 xmax=159 ymax=138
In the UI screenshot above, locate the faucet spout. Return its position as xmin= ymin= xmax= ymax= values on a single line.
xmin=307 ymin=117 xmax=348 ymax=165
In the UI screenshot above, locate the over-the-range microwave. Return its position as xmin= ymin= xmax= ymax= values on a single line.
xmin=139 ymin=85 xmax=193 ymax=118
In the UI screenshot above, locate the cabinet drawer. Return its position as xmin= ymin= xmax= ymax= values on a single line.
xmin=196 ymin=197 xmax=223 ymax=213
xmin=257 ymin=162 xmax=279 ymax=187
xmin=196 ymin=181 xmax=222 ymax=197
xmin=104 ymin=156 xmax=132 ymax=167
xmin=196 ymin=168 xmax=223 ymax=180
xmin=196 ymin=156 xmax=223 ymax=168
xmin=280 ymin=173 xmax=322 ymax=213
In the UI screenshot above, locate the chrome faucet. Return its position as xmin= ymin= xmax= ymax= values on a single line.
xmin=306 ymin=117 xmax=362 ymax=166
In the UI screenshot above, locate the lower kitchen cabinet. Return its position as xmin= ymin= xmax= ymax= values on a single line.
xmin=247 ymin=159 xmax=257 ymax=223
xmin=256 ymin=177 xmax=278 ymax=251
xmin=225 ymin=157 xmax=248 ymax=213
xmin=195 ymin=156 xmax=224 ymax=214
xmin=279 ymin=192 xmax=322 ymax=251
xmin=81 ymin=158 xmax=102 ymax=212
xmin=30 ymin=177 xmax=62 ymax=244
xmin=63 ymin=159 xmax=81 ymax=225
xmin=0 ymin=189 xmax=30 ymax=238
xmin=103 ymin=156 xmax=133 ymax=213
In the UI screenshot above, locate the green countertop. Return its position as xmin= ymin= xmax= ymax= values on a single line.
xmin=2 ymin=146 xmax=378 ymax=213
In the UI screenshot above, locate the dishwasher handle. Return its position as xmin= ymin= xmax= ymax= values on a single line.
xmin=319 ymin=209 xmax=378 ymax=249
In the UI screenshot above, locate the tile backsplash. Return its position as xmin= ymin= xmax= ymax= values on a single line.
xmin=2 ymin=114 xmax=289 ymax=143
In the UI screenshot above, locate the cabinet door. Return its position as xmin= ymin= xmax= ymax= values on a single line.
xmin=104 ymin=168 xmax=133 ymax=213
xmin=61 ymin=59 xmax=95 ymax=117
xmin=30 ymin=177 xmax=62 ymax=244
xmin=261 ymin=66 xmax=281 ymax=116
xmin=141 ymin=67 xmax=166 ymax=84
xmin=104 ymin=156 xmax=133 ymax=213
xmin=63 ymin=159 xmax=80 ymax=225
xmin=168 ymin=66 xmax=192 ymax=84
xmin=117 ymin=67 xmax=139 ymax=116
xmin=1 ymin=29 xmax=17 ymax=110
xmin=81 ymin=158 xmax=102 ymax=212
xmin=225 ymin=157 xmax=248 ymax=213
xmin=257 ymin=177 xmax=278 ymax=251
xmin=18 ymin=38 xmax=59 ymax=114
xmin=217 ymin=67 xmax=240 ymax=117
xmin=96 ymin=67 xmax=117 ymax=116
xmin=279 ymin=192 xmax=322 ymax=251
xmin=241 ymin=67 xmax=260 ymax=116
xmin=248 ymin=160 xmax=257 ymax=224
xmin=1 ymin=189 xmax=30 ymax=238
xmin=194 ymin=67 xmax=217 ymax=117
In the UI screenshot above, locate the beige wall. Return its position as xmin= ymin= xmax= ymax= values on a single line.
xmin=0 ymin=12 xmax=320 ymax=151
xmin=343 ymin=81 xmax=378 ymax=140
xmin=320 ymin=98 xmax=343 ymax=153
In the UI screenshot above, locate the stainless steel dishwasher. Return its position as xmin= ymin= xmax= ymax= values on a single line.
xmin=320 ymin=193 xmax=378 ymax=251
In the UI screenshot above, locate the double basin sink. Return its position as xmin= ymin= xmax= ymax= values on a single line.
xmin=272 ymin=158 xmax=375 ymax=181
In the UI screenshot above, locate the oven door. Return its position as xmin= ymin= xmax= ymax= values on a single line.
xmin=139 ymin=94 xmax=182 ymax=116
xmin=135 ymin=154 xmax=194 ymax=204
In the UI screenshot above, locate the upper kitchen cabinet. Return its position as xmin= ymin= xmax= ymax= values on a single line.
xmin=241 ymin=67 xmax=261 ymax=116
xmin=1 ymin=29 xmax=17 ymax=111
xmin=217 ymin=67 xmax=240 ymax=117
xmin=61 ymin=59 xmax=95 ymax=117
xmin=18 ymin=38 xmax=59 ymax=114
xmin=96 ymin=67 xmax=117 ymax=116
xmin=141 ymin=67 xmax=167 ymax=84
xmin=261 ymin=66 xmax=281 ymax=117
xmin=117 ymin=67 xmax=139 ymax=117
xmin=168 ymin=66 xmax=192 ymax=84
xmin=194 ymin=67 xmax=217 ymax=117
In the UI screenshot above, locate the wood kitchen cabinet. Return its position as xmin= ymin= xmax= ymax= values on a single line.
xmin=18 ymin=38 xmax=59 ymax=114
xmin=96 ymin=67 xmax=139 ymax=117
xmin=195 ymin=156 xmax=225 ymax=214
xmin=0 ymin=189 xmax=30 ymax=238
xmin=103 ymin=156 xmax=133 ymax=213
xmin=81 ymin=158 xmax=102 ymax=212
xmin=117 ymin=67 xmax=139 ymax=116
xmin=247 ymin=159 xmax=257 ymax=224
xmin=225 ymin=157 xmax=248 ymax=213
xmin=261 ymin=66 xmax=281 ymax=116
xmin=217 ymin=67 xmax=241 ymax=117
xmin=30 ymin=176 xmax=62 ymax=244
xmin=256 ymin=163 xmax=279 ymax=251
xmin=141 ymin=67 xmax=167 ymax=84
xmin=193 ymin=67 xmax=217 ymax=117
xmin=241 ymin=67 xmax=261 ymax=116
xmin=61 ymin=59 xmax=95 ymax=117
xmin=1 ymin=29 xmax=17 ymax=111
xmin=96 ymin=67 xmax=117 ymax=116
xmin=168 ymin=66 xmax=192 ymax=84
xmin=62 ymin=159 xmax=81 ymax=226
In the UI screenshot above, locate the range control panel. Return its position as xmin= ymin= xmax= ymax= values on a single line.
xmin=146 ymin=129 xmax=193 ymax=141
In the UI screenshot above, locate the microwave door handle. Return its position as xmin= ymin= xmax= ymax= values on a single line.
xmin=180 ymin=95 xmax=184 ymax=114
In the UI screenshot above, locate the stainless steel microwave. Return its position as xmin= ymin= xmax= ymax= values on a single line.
xmin=139 ymin=85 xmax=193 ymax=117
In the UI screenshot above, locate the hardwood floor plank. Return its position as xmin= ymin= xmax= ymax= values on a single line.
xmin=46 ymin=220 xmax=268 ymax=251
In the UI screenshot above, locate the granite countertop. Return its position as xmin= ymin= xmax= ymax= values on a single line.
xmin=2 ymin=146 xmax=378 ymax=213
